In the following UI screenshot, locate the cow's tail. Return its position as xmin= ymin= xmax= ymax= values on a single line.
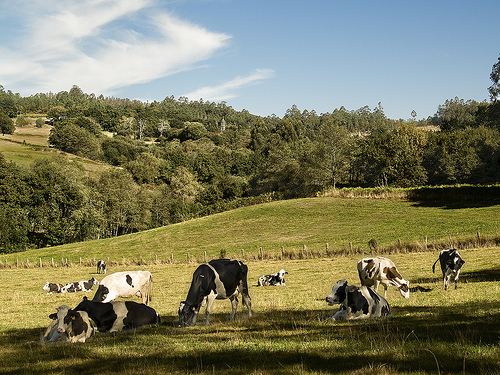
xmin=432 ymin=258 xmax=439 ymax=273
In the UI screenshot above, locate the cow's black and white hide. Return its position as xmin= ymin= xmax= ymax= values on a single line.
xmin=97 ymin=260 xmax=107 ymax=274
xmin=41 ymin=305 xmax=95 ymax=343
xmin=93 ymin=270 xmax=152 ymax=305
xmin=74 ymin=296 xmax=160 ymax=333
xmin=178 ymin=259 xmax=252 ymax=327
xmin=43 ymin=282 xmax=64 ymax=294
xmin=258 ymin=269 xmax=288 ymax=286
xmin=61 ymin=277 xmax=99 ymax=293
xmin=325 ymin=280 xmax=390 ymax=321
xmin=357 ymin=257 xmax=410 ymax=299
xmin=432 ymin=249 xmax=465 ymax=290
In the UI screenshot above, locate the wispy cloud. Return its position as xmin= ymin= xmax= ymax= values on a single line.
xmin=183 ymin=68 xmax=275 ymax=101
xmin=0 ymin=0 xmax=230 ymax=95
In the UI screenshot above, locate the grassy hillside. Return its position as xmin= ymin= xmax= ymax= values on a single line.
xmin=0 ymin=123 xmax=110 ymax=173
xmin=5 ymin=195 xmax=500 ymax=266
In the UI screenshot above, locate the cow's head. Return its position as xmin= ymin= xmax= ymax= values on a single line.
xmin=43 ymin=282 xmax=50 ymax=291
xmin=90 ymin=277 xmax=99 ymax=285
xmin=48 ymin=305 xmax=71 ymax=334
xmin=92 ymin=285 xmax=110 ymax=302
xmin=178 ymin=301 xmax=200 ymax=327
xmin=278 ymin=269 xmax=288 ymax=281
xmin=326 ymin=280 xmax=348 ymax=305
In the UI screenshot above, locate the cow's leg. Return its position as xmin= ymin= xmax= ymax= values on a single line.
xmin=241 ymin=293 xmax=252 ymax=317
xmin=204 ymin=292 xmax=217 ymax=325
xmin=229 ymin=296 xmax=239 ymax=321
xmin=454 ymin=270 xmax=461 ymax=289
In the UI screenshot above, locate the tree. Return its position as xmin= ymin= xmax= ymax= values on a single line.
xmin=488 ymin=54 xmax=500 ymax=102
xmin=309 ymin=119 xmax=353 ymax=188
xmin=0 ymin=112 xmax=15 ymax=135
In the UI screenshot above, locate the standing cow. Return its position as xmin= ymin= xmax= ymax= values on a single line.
xmin=97 ymin=260 xmax=107 ymax=274
xmin=258 ymin=269 xmax=288 ymax=286
xmin=74 ymin=296 xmax=160 ymax=333
xmin=93 ymin=271 xmax=152 ymax=305
xmin=357 ymin=257 xmax=410 ymax=299
xmin=178 ymin=259 xmax=252 ymax=327
xmin=42 ymin=305 xmax=95 ymax=343
xmin=432 ymin=249 xmax=465 ymax=290
xmin=326 ymin=280 xmax=390 ymax=321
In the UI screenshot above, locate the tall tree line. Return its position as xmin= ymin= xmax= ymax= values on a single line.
xmin=0 ymin=55 xmax=500 ymax=252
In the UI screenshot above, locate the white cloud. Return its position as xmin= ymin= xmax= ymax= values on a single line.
xmin=183 ymin=68 xmax=275 ymax=101
xmin=0 ymin=0 xmax=230 ymax=95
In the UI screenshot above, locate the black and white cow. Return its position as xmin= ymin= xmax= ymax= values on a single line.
xmin=258 ymin=269 xmax=288 ymax=286
xmin=432 ymin=249 xmax=465 ymax=290
xmin=61 ymin=277 xmax=99 ymax=293
xmin=42 ymin=305 xmax=95 ymax=343
xmin=74 ymin=296 xmax=160 ymax=333
xmin=178 ymin=259 xmax=252 ymax=327
xmin=357 ymin=257 xmax=410 ymax=299
xmin=93 ymin=270 xmax=152 ymax=305
xmin=325 ymin=280 xmax=390 ymax=321
xmin=97 ymin=260 xmax=107 ymax=274
xmin=42 ymin=282 xmax=64 ymax=294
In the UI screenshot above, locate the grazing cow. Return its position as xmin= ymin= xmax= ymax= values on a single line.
xmin=74 ymin=296 xmax=160 ymax=333
xmin=97 ymin=260 xmax=107 ymax=274
xmin=325 ymin=280 xmax=390 ymax=321
xmin=357 ymin=257 xmax=410 ymax=299
xmin=178 ymin=259 xmax=252 ymax=327
xmin=43 ymin=282 xmax=64 ymax=294
xmin=258 ymin=269 xmax=288 ymax=286
xmin=93 ymin=271 xmax=152 ymax=305
xmin=61 ymin=277 xmax=99 ymax=293
xmin=432 ymin=249 xmax=465 ymax=290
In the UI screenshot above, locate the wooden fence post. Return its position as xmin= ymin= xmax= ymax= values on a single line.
xmin=326 ymin=243 xmax=329 ymax=254
xmin=281 ymin=246 xmax=284 ymax=259
xmin=204 ymin=251 xmax=207 ymax=262
xmin=349 ymin=242 xmax=352 ymax=253
xmin=259 ymin=247 xmax=263 ymax=260
xmin=40 ymin=258 xmax=42 ymax=268
xmin=302 ymin=244 xmax=306 ymax=257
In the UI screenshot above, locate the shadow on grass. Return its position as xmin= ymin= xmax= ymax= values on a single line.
xmin=1 ymin=301 xmax=500 ymax=375
xmin=407 ymin=185 xmax=500 ymax=209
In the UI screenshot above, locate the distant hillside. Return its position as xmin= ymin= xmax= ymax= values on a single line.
xmin=5 ymin=195 xmax=500 ymax=265
xmin=0 ymin=122 xmax=110 ymax=174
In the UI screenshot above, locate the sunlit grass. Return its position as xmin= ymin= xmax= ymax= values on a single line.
xmin=0 ymin=248 xmax=499 ymax=374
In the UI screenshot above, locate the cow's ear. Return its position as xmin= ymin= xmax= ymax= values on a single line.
xmin=49 ymin=313 xmax=57 ymax=320
xmin=192 ymin=306 xmax=196 ymax=311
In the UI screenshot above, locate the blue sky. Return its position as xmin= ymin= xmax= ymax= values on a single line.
xmin=0 ymin=0 xmax=498 ymax=120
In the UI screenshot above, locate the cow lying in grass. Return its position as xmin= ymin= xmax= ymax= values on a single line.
xmin=42 ymin=305 xmax=95 ymax=343
xmin=258 ymin=269 xmax=288 ymax=286
xmin=43 ymin=282 xmax=64 ymax=294
xmin=326 ymin=280 xmax=390 ymax=321
xmin=75 ymin=296 xmax=160 ymax=333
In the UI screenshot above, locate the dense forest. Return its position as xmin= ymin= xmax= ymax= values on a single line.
xmin=1 ymin=56 xmax=499 ymax=253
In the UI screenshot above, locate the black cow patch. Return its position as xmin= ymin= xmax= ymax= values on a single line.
xmin=126 ymin=274 xmax=134 ymax=288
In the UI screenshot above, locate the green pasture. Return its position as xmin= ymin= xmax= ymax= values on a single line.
xmin=6 ymin=195 xmax=500 ymax=266
xmin=0 ymin=248 xmax=499 ymax=374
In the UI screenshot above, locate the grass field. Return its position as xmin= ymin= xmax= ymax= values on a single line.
xmin=0 ymin=248 xmax=499 ymax=374
xmin=5 ymin=194 xmax=499 ymax=268
xmin=0 ymin=123 xmax=110 ymax=173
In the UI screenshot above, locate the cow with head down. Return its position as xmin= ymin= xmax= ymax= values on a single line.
xmin=93 ymin=270 xmax=152 ymax=305
xmin=432 ymin=249 xmax=465 ymax=290
xmin=42 ymin=305 xmax=95 ymax=343
xmin=357 ymin=257 xmax=410 ymax=299
xmin=326 ymin=280 xmax=390 ymax=321
xmin=178 ymin=259 xmax=252 ymax=327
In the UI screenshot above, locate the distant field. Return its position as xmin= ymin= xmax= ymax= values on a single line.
xmin=0 ymin=124 xmax=110 ymax=173
xmin=6 ymin=194 xmax=499 ymax=267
